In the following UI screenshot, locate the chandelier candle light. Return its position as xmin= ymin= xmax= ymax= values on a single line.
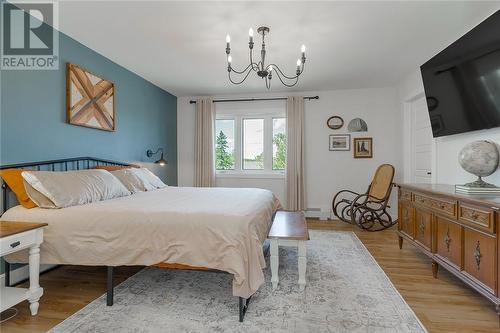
xmin=225 ymin=26 xmax=306 ymax=89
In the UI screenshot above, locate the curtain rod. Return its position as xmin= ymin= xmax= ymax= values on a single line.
xmin=189 ymin=95 xmax=319 ymax=104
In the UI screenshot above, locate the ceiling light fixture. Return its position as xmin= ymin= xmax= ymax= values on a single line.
xmin=225 ymin=26 xmax=306 ymax=89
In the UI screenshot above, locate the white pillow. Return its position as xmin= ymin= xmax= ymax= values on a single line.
xmin=23 ymin=180 xmax=57 ymax=208
xmin=110 ymin=169 xmax=148 ymax=193
xmin=135 ymin=168 xmax=167 ymax=190
xmin=22 ymin=169 xmax=131 ymax=208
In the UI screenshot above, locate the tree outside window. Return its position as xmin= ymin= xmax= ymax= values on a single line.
xmin=215 ymin=119 xmax=235 ymax=170
xmin=216 ymin=130 xmax=234 ymax=170
xmin=273 ymin=118 xmax=286 ymax=170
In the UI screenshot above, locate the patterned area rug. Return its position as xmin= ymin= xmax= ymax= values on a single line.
xmin=48 ymin=230 xmax=426 ymax=333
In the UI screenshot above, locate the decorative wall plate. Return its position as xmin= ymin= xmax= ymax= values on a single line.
xmin=327 ymin=116 xmax=344 ymax=130
xmin=347 ymin=118 xmax=368 ymax=132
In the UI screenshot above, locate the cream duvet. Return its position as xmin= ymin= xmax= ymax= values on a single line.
xmin=1 ymin=186 xmax=280 ymax=298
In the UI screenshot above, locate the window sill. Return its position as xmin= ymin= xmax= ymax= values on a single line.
xmin=216 ymin=171 xmax=285 ymax=179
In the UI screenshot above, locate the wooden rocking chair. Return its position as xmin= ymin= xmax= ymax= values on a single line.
xmin=332 ymin=164 xmax=395 ymax=231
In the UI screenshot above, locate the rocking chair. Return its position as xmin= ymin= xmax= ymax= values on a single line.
xmin=332 ymin=164 xmax=395 ymax=231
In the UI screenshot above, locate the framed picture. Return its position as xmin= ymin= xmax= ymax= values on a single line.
xmin=67 ymin=63 xmax=115 ymax=131
xmin=329 ymin=134 xmax=351 ymax=151
xmin=353 ymin=137 xmax=373 ymax=158
xmin=327 ymin=116 xmax=344 ymax=130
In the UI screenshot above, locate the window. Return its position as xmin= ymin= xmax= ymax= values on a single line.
xmin=243 ymin=119 xmax=264 ymax=170
xmin=215 ymin=119 xmax=235 ymax=170
xmin=215 ymin=112 xmax=286 ymax=174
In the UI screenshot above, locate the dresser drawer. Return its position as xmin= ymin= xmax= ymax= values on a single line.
xmin=459 ymin=204 xmax=495 ymax=234
xmin=398 ymin=201 xmax=414 ymax=238
xmin=0 ymin=230 xmax=37 ymax=256
xmin=435 ymin=216 xmax=462 ymax=269
xmin=414 ymin=207 xmax=432 ymax=251
xmin=463 ymin=228 xmax=496 ymax=293
xmin=414 ymin=193 xmax=457 ymax=218
xmin=399 ymin=188 xmax=412 ymax=202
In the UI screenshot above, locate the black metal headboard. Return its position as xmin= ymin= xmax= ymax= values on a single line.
xmin=0 ymin=157 xmax=134 ymax=216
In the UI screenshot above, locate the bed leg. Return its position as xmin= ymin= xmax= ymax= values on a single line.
xmin=107 ymin=266 xmax=114 ymax=306
xmin=238 ymin=296 xmax=251 ymax=322
xmin=4 ymin=261 xmax=10 ymax=287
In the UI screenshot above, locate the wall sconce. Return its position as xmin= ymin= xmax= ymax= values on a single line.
xmin=146 ymin=148 xmax=167 ymax=166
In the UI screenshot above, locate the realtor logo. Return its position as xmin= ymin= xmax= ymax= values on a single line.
xmin=1 ymin=1 xmax=59 ymax=70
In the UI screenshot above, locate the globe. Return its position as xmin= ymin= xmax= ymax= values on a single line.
xmin=458 ymin=140 xmax=499 ymax=186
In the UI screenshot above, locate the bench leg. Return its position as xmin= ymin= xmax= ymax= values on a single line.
xmin=298 ymin=241 xmax=306 ymax=290
xmin=107 ymin=266 xmax=114 ymax=306
xmin=270 ymin=239 xmax=279 ymax=289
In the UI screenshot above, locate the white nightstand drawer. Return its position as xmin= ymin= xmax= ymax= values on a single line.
xmin=0 ymin=230 xmax=37 ymax=256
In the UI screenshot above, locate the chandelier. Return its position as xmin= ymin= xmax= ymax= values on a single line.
xmin=225 ymin=26 xmax=306 ymax=89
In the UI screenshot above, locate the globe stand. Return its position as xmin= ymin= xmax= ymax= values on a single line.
xmin=464 ymin=176 xmax=498 ymax=188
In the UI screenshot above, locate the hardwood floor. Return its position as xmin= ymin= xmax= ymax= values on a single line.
xmin=1 ymin=219 xmax=499 ymax=332
xmin=309 ymin=220 xmax=500 ymax=333
xmin=1 ymin=265 xmax=142 ymax=333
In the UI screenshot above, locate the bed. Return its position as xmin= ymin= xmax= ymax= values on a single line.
xmin=0 ymin=157 xmax=280 ymax=321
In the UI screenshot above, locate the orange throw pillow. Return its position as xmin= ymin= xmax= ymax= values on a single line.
xmin=93 ymin=165 xmax=131 ymax=171
xmin=0 ymin=169 xmax=37 ymax=208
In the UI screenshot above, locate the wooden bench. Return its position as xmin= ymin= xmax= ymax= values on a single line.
xmin=268 ymin=210 xmax=309 ymax=290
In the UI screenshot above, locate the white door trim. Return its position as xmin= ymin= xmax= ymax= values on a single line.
xmin=403 ymin=92 xmax=437 ymax=183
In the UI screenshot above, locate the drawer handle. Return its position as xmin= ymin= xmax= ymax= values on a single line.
xmin=470 ymin=212 xmax=479 ymax=220
xmin=444 ymin=229 xmax=451 ymax=252
xmin=10 ymin=241 xmax=21 ymax=248
xmin=474 ymin=241 xmax=481 ymax=271
xmin=419 ymin=221 xmax=425 ymax=235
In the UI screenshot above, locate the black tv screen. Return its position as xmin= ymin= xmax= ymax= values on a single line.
xmin=421 ymin=10 xmax=500 ymax=137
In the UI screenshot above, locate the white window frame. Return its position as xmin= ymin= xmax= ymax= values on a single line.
xmin=215 ymin=109 xmax=285 ymax=178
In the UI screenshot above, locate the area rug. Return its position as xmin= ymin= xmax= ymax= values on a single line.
xmin=48 ymin=230 xmax=427 ymax=333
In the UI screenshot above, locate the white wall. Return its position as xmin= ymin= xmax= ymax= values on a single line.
xmin=177 ymin=96 xmax=287 ymax=203
xmin=177 ymin=96 xmax=197 ymax=186
xmin=178 ymin=87 xmax=402 ymax=217
xmin=397 ymin=70 xmax=500 ymax=186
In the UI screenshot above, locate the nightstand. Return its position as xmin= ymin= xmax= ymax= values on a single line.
xmin=0 ymin=221 xmax=47 ymax=315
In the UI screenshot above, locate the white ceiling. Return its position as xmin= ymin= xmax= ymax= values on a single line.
xmin=56 ymin=1 xmax=500 ymax=96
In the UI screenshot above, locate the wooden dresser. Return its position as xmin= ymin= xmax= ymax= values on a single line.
xmin=398 ymin=183 xmax=500 ymax=316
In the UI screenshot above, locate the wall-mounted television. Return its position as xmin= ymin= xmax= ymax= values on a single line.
xmin=421 ymin=10 xmax=500 ymax=138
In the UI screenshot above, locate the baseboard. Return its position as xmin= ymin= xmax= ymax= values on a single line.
xmin=0 ymin=264 xmax=57 ymax=286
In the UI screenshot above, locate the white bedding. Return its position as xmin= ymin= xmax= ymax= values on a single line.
xmin=2 ymin=186 xmax=280 ymax=298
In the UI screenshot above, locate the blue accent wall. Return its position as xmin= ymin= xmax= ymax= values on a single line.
xmin=0 ymin=24 xmax=177 ymax=185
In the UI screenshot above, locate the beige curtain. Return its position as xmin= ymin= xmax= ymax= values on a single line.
xmin=194 ymin=97 xmax=215 ymax=187
xmin=285 ymin=96 xmax=306 ymax=211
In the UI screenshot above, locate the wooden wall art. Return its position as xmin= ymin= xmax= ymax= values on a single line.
xmin=67 ymin=63 xmax=115 ymax=131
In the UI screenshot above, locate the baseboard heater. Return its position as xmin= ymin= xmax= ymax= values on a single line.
xmin=304 ymin=207 xmax=329 ymax=220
